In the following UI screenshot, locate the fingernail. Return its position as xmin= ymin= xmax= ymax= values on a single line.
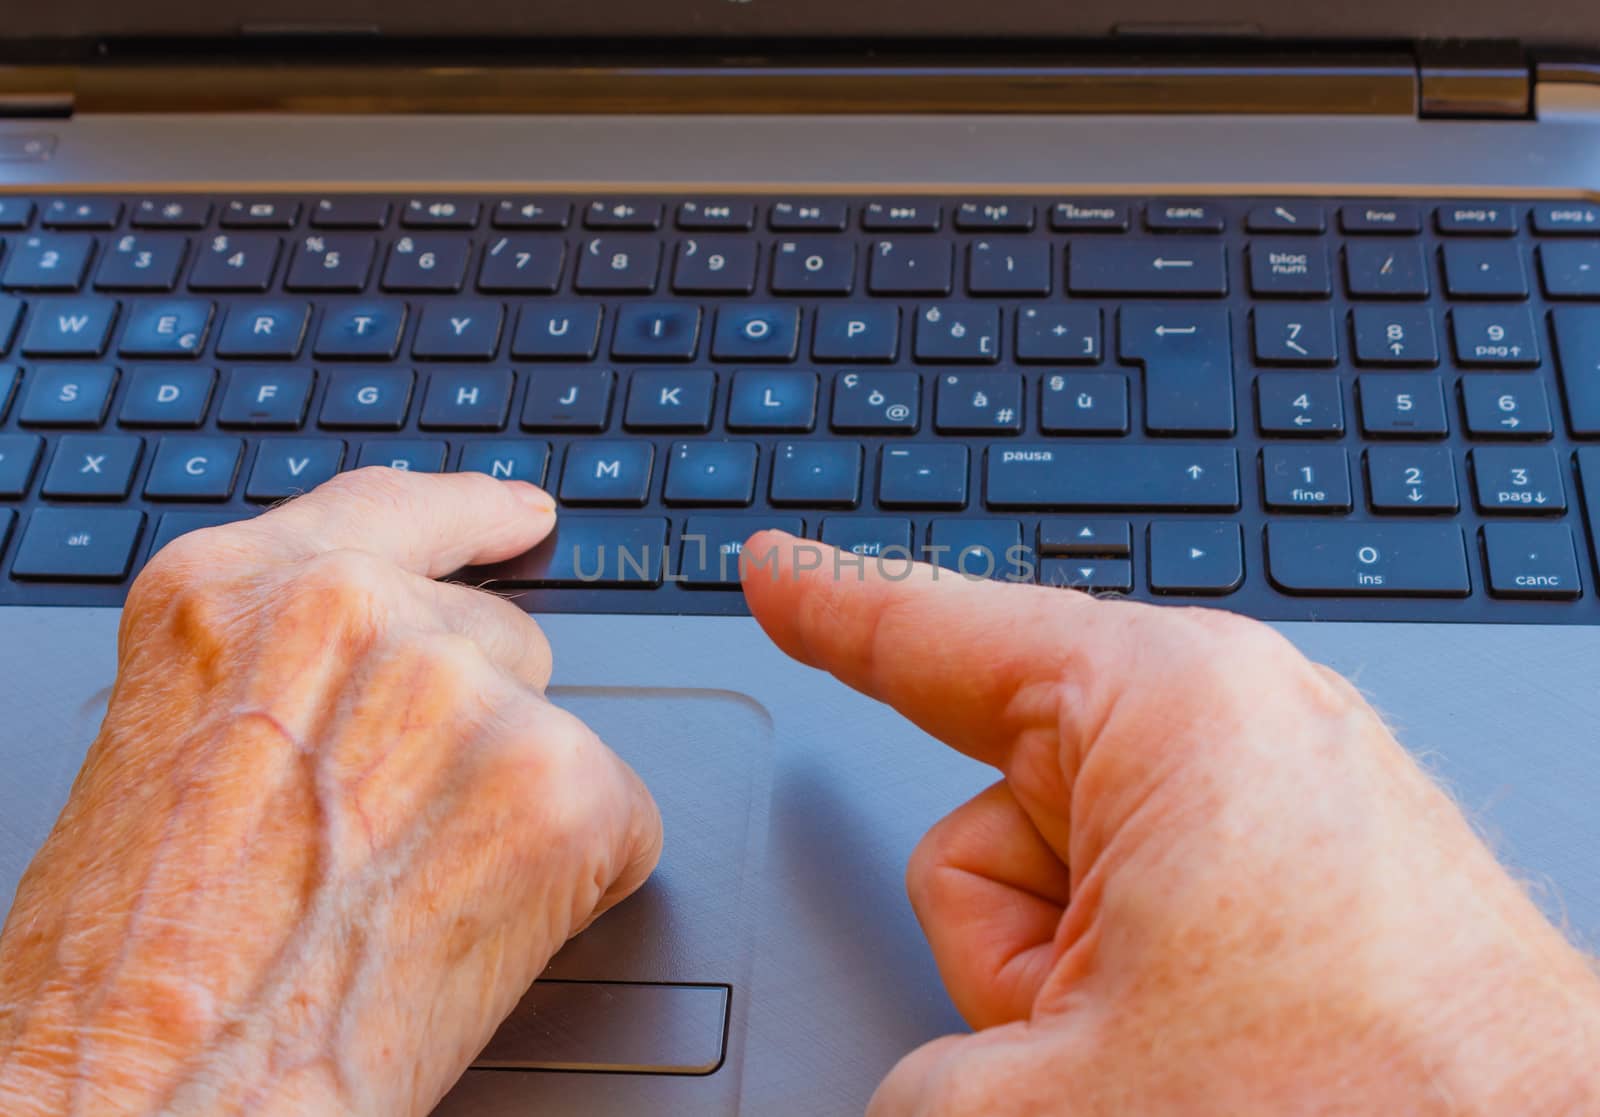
xmin=508 ymin=481 xmax=557 ymax=514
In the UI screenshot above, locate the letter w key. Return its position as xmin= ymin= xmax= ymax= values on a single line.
xmin=1118 ymin=306 xmax=1236 ymax=435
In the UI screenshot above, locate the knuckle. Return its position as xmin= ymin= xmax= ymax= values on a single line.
xmin=274 ymin=548 xmax=393 ymax=636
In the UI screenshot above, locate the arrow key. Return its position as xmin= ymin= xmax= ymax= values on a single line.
xmin=1040 ymin=558 xmax=1133 ymax=594
xmin=1352 ymin=307 xmax=1438 ymax=367
xmin=1149 ymin=521 xmax=1244 ymax=595
xmin=1366 ymin=446 xmax=1458 ymax=513
xmin=1470 ymin=446 xmax=1565 ymax=515
xmin=1037 ymin=519 xmax=1131 ymax=557
xmin=1256 ymin=373 xmax=1343 ymax=436
xmin=1460 ymin=376 xmax=1552 ymax=439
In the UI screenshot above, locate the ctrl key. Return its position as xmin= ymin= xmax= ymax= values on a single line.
xmin=1482 ymin=523 xmax=1581 ymax=599
xmin=10 ymin=508 xmax=145 ymax=581
xmin=1265 ymin=522 xmax=1469 ymax=597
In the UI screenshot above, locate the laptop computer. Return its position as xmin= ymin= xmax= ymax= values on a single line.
xmin=3 ymin=1 xmax=1600 ymax=1112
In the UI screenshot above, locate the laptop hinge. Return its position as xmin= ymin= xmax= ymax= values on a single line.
xmin=1417 ymin=41 xmax=1531 ymax=119
xmin=0 ymin=67 xmax=74 ymax=118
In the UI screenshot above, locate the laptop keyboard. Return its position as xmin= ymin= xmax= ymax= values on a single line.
xmin=1 ymin=192 xmax=1599 ymax=623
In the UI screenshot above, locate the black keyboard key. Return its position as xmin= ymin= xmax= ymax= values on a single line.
xmin=1248 ymin=242 xmax=1331 ymax=297
xmin=218 ymin=367 xmax=314 ymax=429
xmin=1358 ymin=374 xmax=1448 ymax=437
xmin=0 ymin=298 xmax=20 ymax=357
xmin=0 ymin=433 xmax=43 ymax=497
xmin=771 ymin=442 xmax=862 ymax=507
xmin=672 ymin=237 xmax=758 ymax=295
xmin=313 ymin=302 xmax=407 ymax=359
xmin=1351 ymin=307 xmax=1438 ymax=367
xmin=1470 ymin=446 xmax=1565 ymax=514
xmin=412 ymin=301 xmax=505 ymax=360
xmin=1449 ymin=306 xmax=1539 ymax=367
xmin=119 ymin=299 xmax=214 ymax=358
xmin=966 ymin=240 xmax=1051 ymax=296
xmin=94 ymin=234 xmax=187 ymax=292
xmin=318 ymin=368 xmax=415 ymax=430
xmin=2 ymin=234 xmax=94 ymax=291
xmin=189 ymin=233 xmax=280 ymax=292
xmin=382 ymin=234 xmax=469 ymax=292
xmin=214 ymin=301 xmax=310 ymax=359
xmin=43 ymin=198 xmax=120 ymax=230
xmin=914 ymin=305 xmax=1000 ymax=363
xmin=311 ymin=198 xmax=391 ymax=229
xmin=245 ymin=438 xmax=345 ymax=501
xmin=985 ymin=445 xmax=1239 ymax=510
xmin=956 ymin=201 xmax=1035 ymax=231
xmin=712 ymin=306 xmax=799 ymax=362
xmin=1339 ymin=203 xmax=1421 ymax=235
xmin=513 ymin=304 xmax=603 ymax=361
xmin=492 ymin=199 xmax=569 ymax=229
xmin=868 ymin=240 xmax=953 ymax=295
xmin=1261 ymin=446 xmax=1352 ymax=512
xmin=143 ymin=437 xmax=244 ymax=500
xmin=1037 ymin=519 xmax=1132 ymax=557
xmin=10 ymin=508 xmax=144 ymax=581
xmin=1069 ymin=239 xmax=1227 ymax=297
xmin=878 ymin=444 xmax=968 ymax=508
xmin=1482 ymin=523 xmax=1582 ymax=598
xmin=401 ymin=198 xmax=479 ymax=229
xmin=21 ymin=296 xmax=118 ymax=357
xmin=1119 ymin=306 xmax=1235 ymax=434
xmin=456 ymin=440 xmax=549 ymax=485
xmin=1039 ymin=372 xmax=1129 ymax=434
xmin=1050 ymin=201 xmax=1129 ymax=231
xmin=42 ymin=434 xmax=143 ymax=499
xmin=355 ymin=440 xmax=447 ymax=473
xmin=927 ymin=518 xmax=1025 ymax=579
xmin=1252 ymin=306 xmax=1338 ymax=366
xmin=1532 ymin=203 xmax=1600 ymax=236
xmin=222 ymin=199 xmax=299 ymax=228
xmin=1145 ymin=201 xmax=1224 ymax=233
xmin=1442 ymin=242 xmax=1528 ymax=300
xmin=769 ymin=201 xmax=848 ymax=232
xmin=676 ymin=201 xmax=755 ymax=231
xmin=1366 ymin=446 xmax=1458 ymax=512
xmin=1245 ymin=203 xmax=1325 ymax=234
xmin=477 ymin=515 xmax=668 ymax=587
xmin=575 ymin=237 xmax=661 ymax=293
xmin=1461 ymin=375 xmax=1552 ymax=439
xmin=1016 ymin=305 xmax=1101 ymax=364
xmin=1553 ymin=308 xmax=1600 ymax=434
xmin=148 ymin=512 xmax=247 ymax=557
xmin=820 ymin=516 xmax=913 ymax=559
xmin=727 ymin=371 xmax=817 ymax=431
xmin=522 ymin=369 xmax=614 ymax=431
xmin=585 ymin=200 xmax=661 ymax=230
xmin=419 ymin=368 xmax=514 ymax=430
xmin=119 ymin=365 xmax=216 ymax=427
xmin=1039 ymin=558 xmax=1133 ymax=593
xmin=478 ymin=234 xmax=565 ymax=293
xmin=1148 ymin=521 xmax=1243 ymax=595
xmin=1538 ymin=242 xmax=1600 ymax=299
xmin=771 ymin=239 xmax=855 ymax=295
xmin=1436 ymin=204 xmax=1516 ymax=236
xmin=285 ymin=234 xmax=376 ymax=292
xmin=663 ymin=441 xmax=759 ymax=506
xmin=677 ymin=515 xmax=804 ymax=587
xmin=831 ymin=371 xmax=919 ymax=432
xmin=0 ymin=364 xmax=12 ymax=417
xmin=611 ymin=302 xmax=700 ymax=358
xmin=1266 ymin=522 xmax=1469 ymax=596
xmin=813 ymin=306 xmax=898 ymax=362
xmin=1344 ymin=242 xmax=1429 ymax=299
xmin=625 ymin=369 xmax=716 ymax=431
xmin=1255 ymin=373 xmax=1343 ymax=435
xmin=863 ymin=201 xmax=941 ymax=231
xmin=559 ymin=442 xmax=654 ymax=505
xmin=19 ymin=365 xmax=117 ymax=427
xmin=934 ymin=371 xmax=1022 ymax=433
xmin=0 ymin=199 xmax=36 ymax=230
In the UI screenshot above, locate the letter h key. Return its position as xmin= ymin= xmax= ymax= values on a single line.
xmin=1118 ymin=307 xmax=1236 ymax=435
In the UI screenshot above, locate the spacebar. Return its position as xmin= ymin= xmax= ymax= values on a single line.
xmin=985 ymin=445 xmax=1239 ymax=509
xmin=469 ymin=516 xmax=669 ymax=587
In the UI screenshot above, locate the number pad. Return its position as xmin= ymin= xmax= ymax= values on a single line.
xmin=1255 ymin=373 xmax=1344 ymax=435
xmin=1460 ymin=376 xmax=1553 ymax=439
xmin=1366 ymin=446 xmax=1458 ymax=512
xmin=1358 ymin=374 xmax=1448 ymax=436
xmin=1252 ymin=306 xmax=1338 ymax=366
xmin=1449 ymin=306 xmax=1540 ymax=367
xmin=1470 ymin=447 xmax=1565 ymax=514
xmin=1261 ymin=446 xmax=1352 ymax=512
xmin=1352 ymin=307 xmax=1439 ymax=367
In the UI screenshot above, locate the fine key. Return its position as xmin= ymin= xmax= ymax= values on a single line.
xmin=986 ymin=444 xmax=1239 ymax=510
xmin=1265 ymin=522 xmax=1470 ymax=596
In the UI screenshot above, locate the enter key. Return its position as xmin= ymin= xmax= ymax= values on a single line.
xmin=1119 ymin=306 xmax=1236 ymax=435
